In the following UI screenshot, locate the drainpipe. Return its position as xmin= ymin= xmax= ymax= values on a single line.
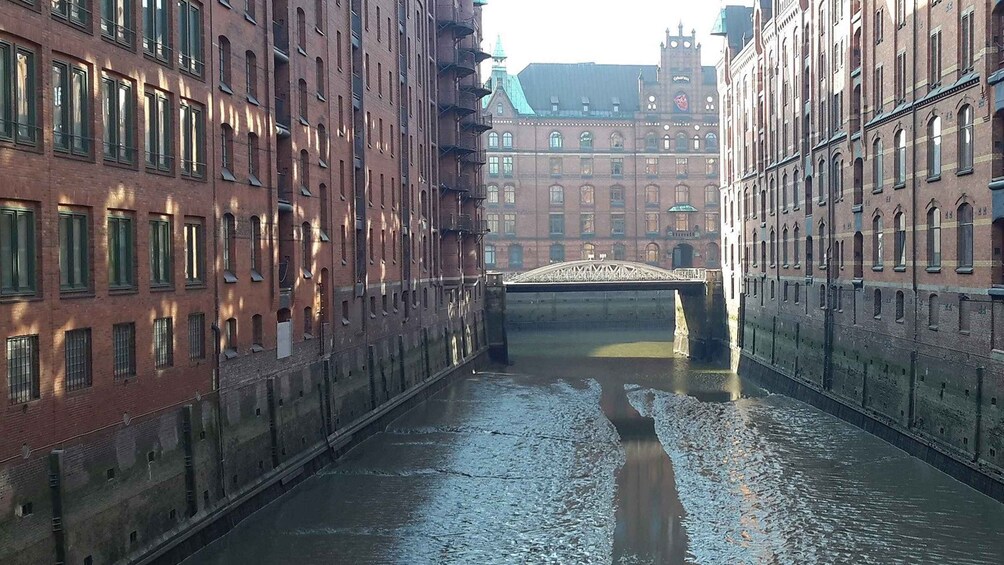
xmin=910 ymin=0 xmax=919 ymax=342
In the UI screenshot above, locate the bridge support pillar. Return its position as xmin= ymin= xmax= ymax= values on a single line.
xmin=674 ymin=270 xmax=727 ymax=361
xmin=486 ymin=273 xmax=509 ymax=364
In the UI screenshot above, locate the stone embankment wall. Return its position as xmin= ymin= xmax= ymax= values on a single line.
xmin=505 ymin=290 xmax=677 ymax=329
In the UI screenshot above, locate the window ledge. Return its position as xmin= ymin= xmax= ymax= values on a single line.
xmin=297 ymin=47 xmax=307 ymax=56
xmin=872 ymin=265 xmax=884 ymax=272
xmin=223 ymin=271 xmax=238 ymax=283
xmin=894 ymin=182 xmax=906 ymax=190
xmin=250 ymin=344 xmax=264 ymax=353
xmin=957 ymin=168 xmax=974 ymax=177
xmin=926 ymin=266 xmax=942 ymax=273
xmin=319 ymin=159 xmax=328 ymax=169
xmin=221 ymin=169 xmax=237 ymax=182
xmin=956 ymin=267 xmax=974 ymax=274
xmin=894 ymin=266 xmax=906 ymax=272
xmin=927 ymin=174 xmax=942 ymax=183
xmin=302 ymin=269 xmax=312 ymax=279
xmin=219 ymin=83 xmax=233 ymax=96
xmin=872 ymin=187 xmax=884 ymax=194
xmin=299 ymin=117 xmax=309 ymax=126
xmin=59 ymin=290 xmax=95 ymax=300
xmin=245 ymin=13 xmax=257 ymax=24
xmin=223 ymin=349 xmax=239 ymax=360
xmin=108 ymin=287 xmax=138 ymax=296
xmin=250 ymin=271 xmax=264 ymax=282
xmin=316 ymin=93 xmax=326 ymax=102
xmin=249 ymin=174 xmax=263 ymax=187
xmin=929 ymin=325 xmax=939 ymax=331
xmin=247 ymin=94 xmax=260 ymax=106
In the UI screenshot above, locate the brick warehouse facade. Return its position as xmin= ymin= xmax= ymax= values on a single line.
xmin=0 ymin=0 xmax=489 ymax=562
xmin=481 ymin=28 xmax=721 ymax=273
xmin=717 ymin=0 xmax=1004 ymax=499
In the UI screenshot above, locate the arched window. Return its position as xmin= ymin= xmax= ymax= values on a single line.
xmin=579 ymin=131 xmax=593 ymax=150
xmin=301 ymin=222 xmax=312 ymax=274
xmin=705 ymin=132 xmax=718 ymax=151
xmin=484 ymin=244 xmax=496 ymax=267
xmin=223 ymin=213 xmax=237 ymax=273
xmin=705 ymin=185 xmax=717 ymax=204
xmin=819 ymin=284 xmax=827 ymax=308
xmin=894 ymin=212 xmax=906 ymax=268
xmin=613 ymin=243 xmax=626 ymax=260
xmin=769 ymin=177 xmax=776 ymax=213
xmin=299 ymin=149 xmax=310 ymax=192
xmin=782 ymin=227 xmax=789 ymax=265
xmin=769 ymin=229 xmax=776 ymax=265
xmin=502 ymin=132 xmax=513 ymax=148
xmin=927 ymin=116 xmax=942 ymax=178
xmin=610 ymin=132 xmax=624 ymax=149
xmin=872 ymin=214 xmax=883 ymax=267
xmin=958 ymin=203 xmax=974 ymax=269
xmin=831 ymin=155 xmax=843 ymax=199
xmin=928 ymin=293 xmax=939 ymax=328
xmin=503 ymin=185 xmax=516 ymax=204
xmin=246 ymin=51 xmax=258 ymax=99
xmin=252 ymin=314 xmax=263 ymax=348
xmin=224 ymin=318 xmax=238 ymax=353
xmin=927 ymin=207 xmax=941 ymax=267
xmin=303 ymin=306 xmax=313 ymax=336
xmin=549 ymin=185 xmax=564 ymax=205
xmin=250 ymin=216 xmax=262 ymax=276
xmin=818 ymin=221 xmax=827 ymax=265
xmin=549 ymin=131 xmax=563 ymax=149
xmin=675 ymin=184 xmax=690 ymax=204
xmin=646 ymin=132 xmax=659 ymax=151
xmin=781 ymin=173 xmax=789 ymax=209
xmin=549 ymin=243 xmax=565 ymax=262
xmin=959 ymin=105 xmax=974 ymax=171
xmin=296 ymin=8 xmax=306 ymax=50
xmin=692 ymin=135 xmax=701 ymax=151
xmin=895 ymin=129 xmax=906 ymax=185
xmin=583 ymin=242 xmax=597 ymax=260
xmin=752 ymin=232 xmax=759 ymax=266
xmin=317 ymin=124 xmax=328 ymax=164
xmin=663 ymin=135 xmax=672 ymax=151
xmin=675 ymin=132 xmax=688 ymax=151
xmin=895 ymin=290 xmax=905 ymax=321
xmin=853 ymin=231 xmax=864 ymax=278
xmin=792 ymin=170 xmax=800 ymax=207
xmin=218 ymin=36 xmax=231 ymax=87
xmin=793 ymin=225 xmax=801 ymax=263
xmin=872 ymin=138 xmax=884 ymax=190
xmin=645 ymin=243 xmax=660 ymax=263
xmin=315 ymin=57 xmax=325 ymax=98
xmin=818 ymin=158 xmax=827 ymax=201
xmin=487 ymin=184 xmax=499 ymax=203
xmin=488 ymin=131 xmax=499 ymax=148
xmin=873 ymin=289 xmax=882 ymax=318
xmin=645 ymin=185 xmax=660 ymax=206
xmin=707 ymin=242 xmax=720 ymax=267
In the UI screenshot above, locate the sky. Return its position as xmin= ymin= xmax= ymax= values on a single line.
xmin=479 ymin=0 xmax=735 ymax=74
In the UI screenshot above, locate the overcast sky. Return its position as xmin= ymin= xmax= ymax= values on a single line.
xmin=480 ymin=0 xmax=734 ymax=74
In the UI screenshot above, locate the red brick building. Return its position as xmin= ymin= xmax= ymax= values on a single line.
xmin=482 ymin=27 xmax=721 ymax=273
xmin=0 ymin=0 xmax=488 ymax=562
xmin=717 ymin=0 xmax=1004 ymax=496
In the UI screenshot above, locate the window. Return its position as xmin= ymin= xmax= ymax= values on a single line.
xmin=65 ymin=328 xmax=92 ymax=391
xmin=301 ymin=222 xmax=312 ymax=274
xmin=645 ymin=185 xmax=659 ymax=206
xmin=894 ymin=129 xmax=906 ymax=186
xmin=149 ymin=217 xmax=172 ymax=287
xmin=53 ymin=0 xmax=90 ymax=27
xmin=677 ymin=158 xmax=689 ymax=177
xmin=872 ymin=215 xmax=884 ymax=267
xmin=7 ymin=335 xmax=39 ymax=404
xmin=645 ymin=213 xmax=659 ymax=234
xmin=184 ymin=219 xmax=205 ymax=285
xmin=675 ymin=132 xmax=687 ymax=152
xmin=927 ymin=116 xmax=941 ymax=178
xmin=224 ymin=318 xmax=237 ymax=355
xmin=549 ymin=131 xmax=563 ymax=149
xmin=580 ymin=157 xmax=593 ymax=176
xmin=298 ymin=79 xmax=308 ymax=121
xmin=52 ymin=61 xmax=90 ymax=156
xmin=488 ymin=156 xmax=499 ymax=176
xmin=872 ymin=138 xmax=884 ymax=190
xmin=610 ymin=186 xmax=624 ymax=206
xmin=188 ymin=313 xmax=205 ymax=359
xmin=549 ymin=213 xmax=564 ymax=235
xmin=59 ymin=211 xmax=88 ymax=291
xmin=580 ymin=213 xmax=595 ymax=235
xmin=896 ymin=291 xmax=905 ymax=321
xmin=549 ymin=185 xmax=564 ymax=205
xmin=102 ymin=75 xmax=135 ymax=164
xmin=112 ymin=323 xmax=136 ymax=378
xmin=929 ymin=31 xmax=942 ymax=88
xmin=675 ymin=184 xmax=690 ymax=204
xmin=218 ymin=36 xmax=231 ymax=89
xmin=611 ymin=213 xmax=626 ymax=235
xmin=486 ymin=213 xmax=499 ymax=234
xmin=0 ymin=45 xmax=37 ymax=145
xmin=249 ymin=216 xmax=262 ymax=277
xmin=580 ymin=185 xmax=594 ymax=205
xmin=509 ymin=245 xmax=523 ymax=268
xmin=314 ymin=0 xmax=324 ymax=33
xmin=611 ymin=158 xmax=623 ymax=176
xmin=251 ymin=314 xmax=263 ymax=350
xmin=927 ymin=207 xmax=941 ymax=268
xmin=645 ymin=158 xmax=658 ymax=176
xmin=705 ymin=212 xmax=719 ymax=233
xmin=222 ymin=213 xmax=236 ymax=274
xmin=960 ymin=296 xmax=972 ymax=333
xmin=549 ymin=157 xmax=562 ymax=176
xmin=958 ymin=203 xmax=973 ymax=270
xmin=487 ymin=185 xmax=499 ymax=203
xmin=220 ymin=124 xmax=235 ymax=179
xmin=145 ymin=89 xmax=172 ymax=172
xmin=504 ymin=185 xmax=515 ymax=204
xmin=247 ymin=52 xmax=259 ymax=101
xmin=960 ymin=11 xmax=974 ymax=72
xmin=180 ymin=100 xmax=205 ymax=178
xmin=101 ymin=0 xmax=135 ymax=47
xmin=153 ymin=317 xmax=173 ymax=368
xmin=873 ymin=66 xmax=884 ymax=116
xmin=549 ymin=244 xmax=565 ymax=263
xmin=894 ymin=52 xmax=906 ymax=104
xmin=610 ymin=132 xmax=624 ymax=149
xmin=488 ymin=132 xmax=499 ymax=148
xmin=958 ymin=105 xmax=974 ymax=172
xmin=502 ymin=132 xmax=513 ymax=148
xmin=503 ymin=213 xmax=516 ymax=235
xmin=247 ymin=133 xmax=260 ymax=183
xmin=107 ymin=214 xmax=134 ymax=289
xmin=178 ymin=0 xmax=204 ymax=76
xmin=484 ymin=245 xmax=496 ymax=268
xmin=580 ymin=131 xmax=593 ymax=150
xmin=929 ymin=294 xmax=939 ymax=329
xmin=613 ymin=243 xmax=626 ymax=260
xmin=873 ymin=289 xmax=882 ymax=318
xmin=894 ymin=212 xmax=906 ymax=268
xmin=705 ymin=133 xmax=718 ymax=152
xmin=245 ymin=0 xmax=255 ymax=20
xmin=502 ymin=156 xmax=513 ymax=176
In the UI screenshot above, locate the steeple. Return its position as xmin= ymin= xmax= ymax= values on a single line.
xmin=490 ymin=34 xmax=507 ymax=91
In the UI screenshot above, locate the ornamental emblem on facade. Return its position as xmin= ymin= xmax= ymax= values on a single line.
xmin=674 ymin=92 xmax=689 ymax=112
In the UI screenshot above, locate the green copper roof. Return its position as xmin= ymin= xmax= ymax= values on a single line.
xmin=484 ymin=72 xmax=536 ymax=115
xmin=669 ymin=204 xmax=698 ymax=213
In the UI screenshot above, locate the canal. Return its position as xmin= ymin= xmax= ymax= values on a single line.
xmin=185 ymin=328 xmax=1004 ymax=565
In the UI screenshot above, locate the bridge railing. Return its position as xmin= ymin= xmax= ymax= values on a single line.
xmin=672 ymin=268 xmax=707 ymax=281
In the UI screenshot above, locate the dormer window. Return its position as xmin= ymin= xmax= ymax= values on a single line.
xmin=550 ymin=95 xmax=559 ymax=113
xmin=612 ymin=97 xmax=620 ymax=113
xmin=496 ymin=103 xmax=503 ymax=115
xmin=581 ymin=96 xmax=590 ymax=113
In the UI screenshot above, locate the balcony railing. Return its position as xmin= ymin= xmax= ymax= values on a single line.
xmin=436 ymin=6 xmax=477 ymax=37
xmin=666 ymin=229 xmax=699 ymax=239
xmin=437 ymin=49 xmax=476 ymax=76
xmin=441 ymin=213 xmax=473 ymax=232
xmin=277 ymin=172 xmax=293 ymax=207
xmin=462 ymin=112 xmax=492 ymax=132
xmin=462 ymin=149 xmax=487 ymax=164
xmin=465 ymin=184 xmax=487 ymax=200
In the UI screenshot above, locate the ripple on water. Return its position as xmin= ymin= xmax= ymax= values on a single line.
xmin=627 ymin=388 xmax=1004 ymax=565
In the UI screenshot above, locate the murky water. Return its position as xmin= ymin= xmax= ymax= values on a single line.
xmin=186 ymin=328 xmax=1004 ymax=565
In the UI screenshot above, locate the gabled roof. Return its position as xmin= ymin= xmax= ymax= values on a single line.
xmin=485 ymin=72 xmax=535 ymax=115
xmin=517 ymin=63 xmax=657 ymax=117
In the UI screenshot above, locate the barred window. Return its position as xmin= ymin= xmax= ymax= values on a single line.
xmin=153 ymin=317 xmax=173 ymax=368
xmin=113 ymin=322 xmax=136 ymax=378
xmin=64 ymin=328 xmax=92 ymax=391
xmin=188 ymin=313 xmax=205 ymax=360
xmin=7 ymin=335 xmax=39 ymax=404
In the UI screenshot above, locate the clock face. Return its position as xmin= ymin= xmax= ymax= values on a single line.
xmin=674 ymin=92 xmax=689 ymax=112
